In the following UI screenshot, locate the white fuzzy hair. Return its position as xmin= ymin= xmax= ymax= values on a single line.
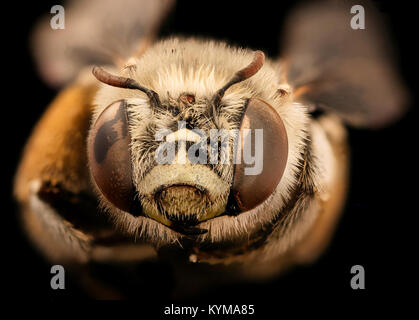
xmin=91 ymin=37 xmax=314 ymax=247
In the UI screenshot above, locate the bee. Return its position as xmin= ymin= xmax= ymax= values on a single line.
xmin=14 ymin=0 xmax=407 ymax=298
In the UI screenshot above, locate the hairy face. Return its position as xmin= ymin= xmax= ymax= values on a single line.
xmin=130 ymin=92 xmax=243 ymax=229
xmin=89 ymin=38 xmax=311 ymax=246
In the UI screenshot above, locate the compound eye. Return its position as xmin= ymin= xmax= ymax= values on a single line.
xmin=87 ymin=100 xmax=136 ymax=213
xmin=231 ymin=98 xmax=288 ymax=212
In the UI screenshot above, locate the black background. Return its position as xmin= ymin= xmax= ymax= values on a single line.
xmin=3 ymin=0 xmax=416 ymax=312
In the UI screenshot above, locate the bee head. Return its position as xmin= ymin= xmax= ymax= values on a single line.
xmin=88 ymin=39 xmax=307 ymax=242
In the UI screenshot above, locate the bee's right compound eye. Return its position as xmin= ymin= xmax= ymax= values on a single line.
xmin=231 ymin=98 xmax=288 ymax=212
xmin=87 ymin=100 xmax=137 ymax=213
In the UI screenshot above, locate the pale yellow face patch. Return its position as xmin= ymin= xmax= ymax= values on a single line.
xmin=138 ymin=163 xmax=230 ymax=226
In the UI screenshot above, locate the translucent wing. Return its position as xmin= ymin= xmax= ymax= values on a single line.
xmin=280 ymin=0 xmax=408 ymax=128
xmin=31 ymin=0 xmax=174 ymax=87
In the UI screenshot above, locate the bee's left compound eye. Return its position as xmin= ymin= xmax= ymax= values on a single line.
xmin=231 ymin=98 xmax=288 ymax=212
xmin=87 ymin=100 xmax=136 ymax=213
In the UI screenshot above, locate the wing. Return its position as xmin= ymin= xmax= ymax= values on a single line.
xmin=31 ymin=0 xmax=175 ymax=87
xmin=279 ymin=0 xmax=408 ymax=128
